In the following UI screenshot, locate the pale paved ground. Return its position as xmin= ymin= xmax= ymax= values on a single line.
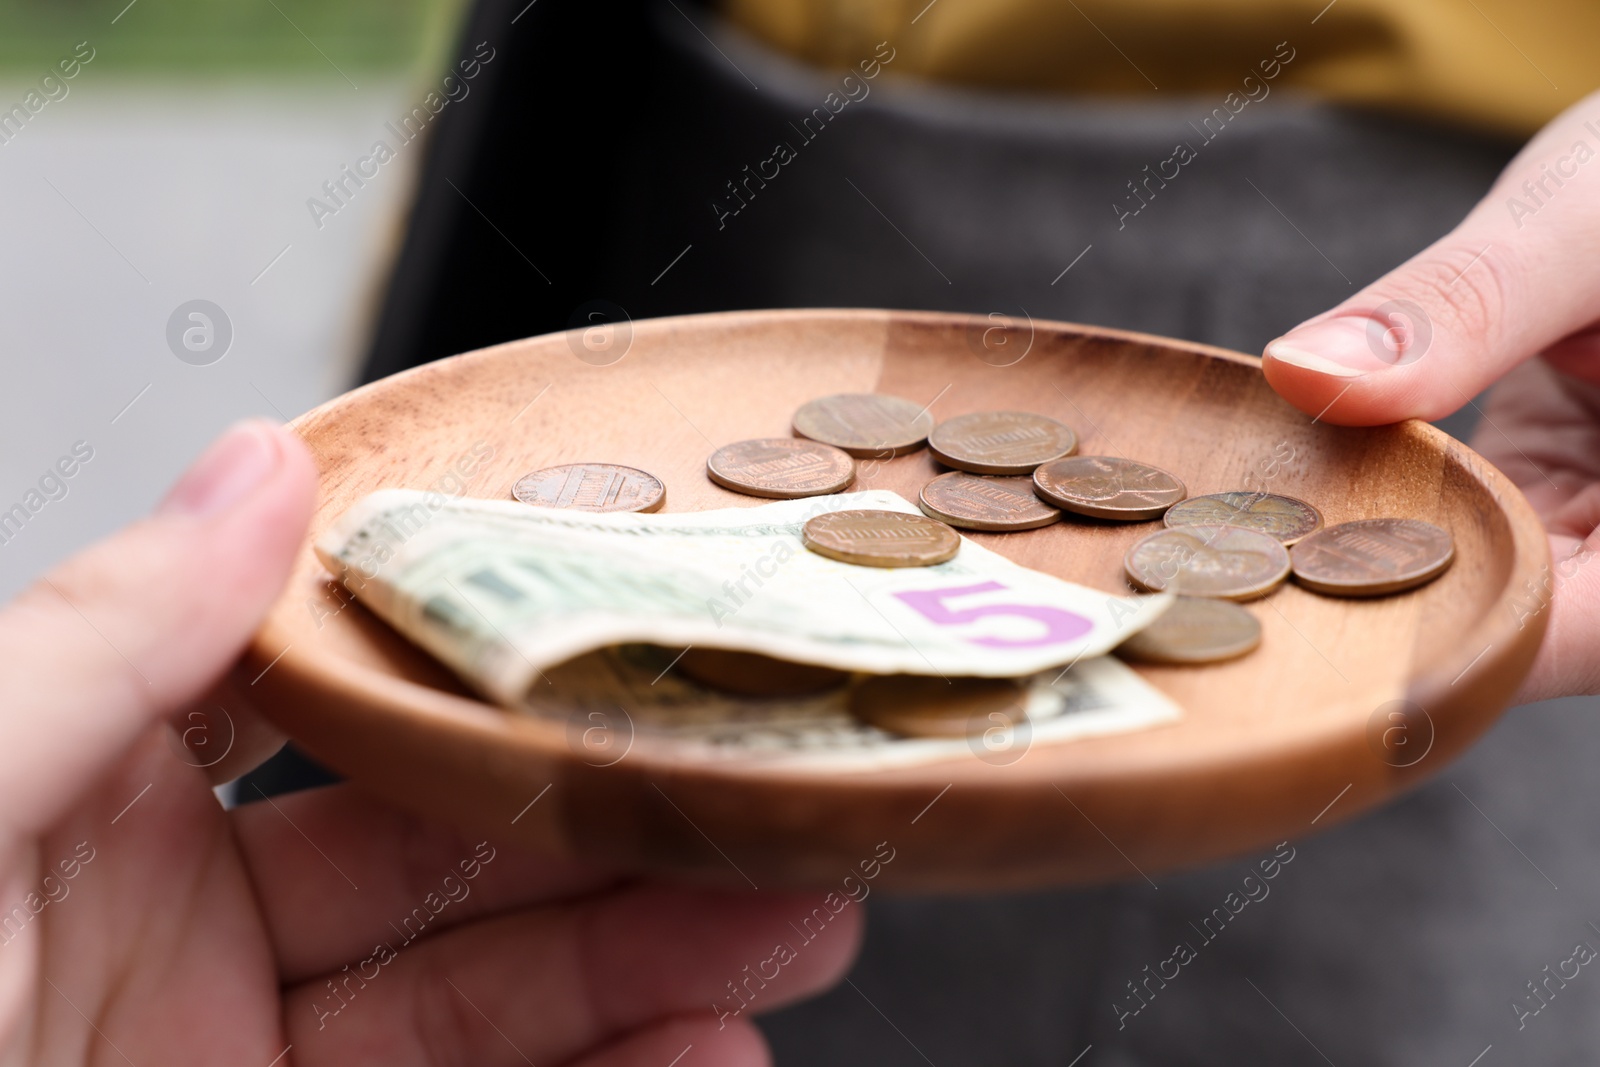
xmin=0 ymin=78 xmax=420 ymax=598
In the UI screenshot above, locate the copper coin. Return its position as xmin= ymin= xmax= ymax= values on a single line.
xmin=510 ymin=462 xmax=665 ymax=513
xmin=802 ymin=509 xmax=961 ymax=568
xmin=706 ymin=438 xmax=856 ymax=499
xmin=1116 ymin=596 xmax=1262 ymax=664
xmin=919 ymin=471 xmax=1062 ymax=531
xmin=1164 ymin=492 xmax=1323 ymax=544
xmin=676 ymin=648 xmax=849 ymax=697
xmin=1124 ymin=525 xmax=1290 ymax=600
xmin=927 ymin=411 xmax=1078 ymax=475
xmin=1290 ymin=518 xmax=1455 ymax=597
xmin=792 ymin=393 xmax=934 ymax=457
xmin=1033 ymin=456 xmax=1187 ymax=521
xmin=848 ymin=674 xmax=1027 ymax=739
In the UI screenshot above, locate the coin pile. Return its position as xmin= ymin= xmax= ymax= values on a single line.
xmin=705 ymin=392 xmax=1451 ymax=653
xmin=502 ymin=390 xmax=1456 ymax=731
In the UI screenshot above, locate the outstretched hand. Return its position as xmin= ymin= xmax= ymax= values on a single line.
xmin=1262 ymin=89 xmax=1600 ymax=704
xmin=0 ymin=420 xmax=861 ymax=1066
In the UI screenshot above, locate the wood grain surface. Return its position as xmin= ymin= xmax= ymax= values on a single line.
xmin=244 ymin=308 xmax=1550 ymax=892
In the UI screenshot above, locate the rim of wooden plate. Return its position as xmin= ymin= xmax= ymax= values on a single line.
xmin=242 ymin=308 xmax=1551 ymax=891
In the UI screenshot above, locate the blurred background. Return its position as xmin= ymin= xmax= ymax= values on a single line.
xmin=5 ymin=0 xmax=1600 ymax=1064
xmin=0 ymin=0 xmax=460 ymax=599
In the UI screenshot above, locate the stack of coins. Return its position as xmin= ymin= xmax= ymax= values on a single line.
xmin=1034 ymin=456 xmax=1186 ymax=521
xmin=926 ymin=411 xmax=1078 ymax=474
xmin=1117 ymin=596 xmax=1262 ymax=665
xmin=801 ymin=509 xmax=961 ymax=568
xmin=498 ymin=390 xmax=1457 ymax=735
xmin=848 ymin=674 xmax=1026 ymax=739
xmin=920 ymin=471 xmax=1061 ymax=531
xmin=707 ymin=437 xmax=857 ymax=499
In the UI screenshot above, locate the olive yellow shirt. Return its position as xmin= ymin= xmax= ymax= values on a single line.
xmin=722 ymin=0 xmax=1593 ymax=134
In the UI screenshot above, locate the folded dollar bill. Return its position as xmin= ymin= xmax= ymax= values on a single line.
xmin=315 ymin=489 xmax=1172 ymax=706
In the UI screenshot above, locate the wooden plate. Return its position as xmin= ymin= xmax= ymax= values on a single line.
xmin=246 ymin=309 xmax=1549 ymax=891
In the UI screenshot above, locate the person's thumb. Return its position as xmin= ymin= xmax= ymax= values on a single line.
xmin=1262 ymin=90 xmax=1600 ymax=426
xmin=0 ymin=420 xmax=315 ymax=833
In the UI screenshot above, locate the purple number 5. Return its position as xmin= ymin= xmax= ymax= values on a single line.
xmin=893 ymin=581 xmax=1092 ymax=648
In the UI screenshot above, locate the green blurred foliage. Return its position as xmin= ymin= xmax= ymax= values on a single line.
xmin=0 ymin=0 xmax=464 ymax=75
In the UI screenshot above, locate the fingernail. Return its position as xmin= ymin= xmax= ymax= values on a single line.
xmin=158 ymin=420 xmax=284 ymax=518
xmin=1265 ymin=316 xmax=1396 ymax=378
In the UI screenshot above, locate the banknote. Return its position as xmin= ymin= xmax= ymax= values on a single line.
xmin=315 ymin=488 xmax=1173 ymax=706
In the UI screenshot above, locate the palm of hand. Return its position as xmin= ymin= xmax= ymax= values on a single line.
xmin=13 ymin=737 xmax=284 ymax=1066
xmin=1469 ymin=359 xmax=1600 ymax=702
xmin=0 ymin=423 xmax=858 ymax=1065
xmin=7 ymin=730 xmax=854 ymax=1066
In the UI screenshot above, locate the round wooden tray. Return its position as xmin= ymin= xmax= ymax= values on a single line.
xmin=246 ymin=309 xmax=1549 ymax=892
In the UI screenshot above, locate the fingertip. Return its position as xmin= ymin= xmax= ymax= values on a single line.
xmin=269 ymin=420 xmax=320 ymax=495
xmin=265 ymin=422 xmax=319 ymax=547
xmin=1263 ymin=338 xmax=1430 ymax=427
xmin=194 ymin=421 xmax=318 ymax=588
xmin=1263 ymin=338 xmax=1369 ymax=380
xmin=783 ymin=889 xmax=865 ymax=987
xmin=719 ymin=888 xmax=865 ymax=1009
xmin=0 ymin=420 xmax=318 ymax=833
xmin=157 ymin=419 xmax=302 ymax=517
xmin=1261 ymin=347 xmax=1366 ymax=425
xmin=239 ymin=420 xmax=318 ymax=535
xmin=593 ymin=884 xmax=866 ymax=1026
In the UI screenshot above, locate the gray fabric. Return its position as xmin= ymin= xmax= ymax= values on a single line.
xmin=627 ymin=10 xmax=1592 ymax=1066
xmin=618 ymin=9 xmax=1513 ymax=387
